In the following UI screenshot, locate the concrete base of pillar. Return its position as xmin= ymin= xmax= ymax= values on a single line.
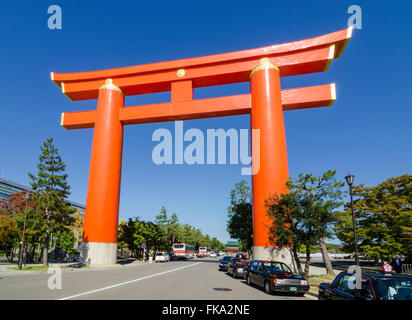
xmin=80 ymin=242 xmax=118 ymax=266
xmin=252 ymin=246 xmax=299 ymax=273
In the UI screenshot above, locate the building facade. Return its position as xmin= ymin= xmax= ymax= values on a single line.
xmin=0 ymin=177 xmax=85 ymax=214
xmin=226 ymin=240 xmax=239 ymax=254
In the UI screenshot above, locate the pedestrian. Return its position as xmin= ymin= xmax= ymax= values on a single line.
xmin=394 ymin=255 xmax=402 ymax=274
xmin=400 ymin=254 xmax=405 ymax=273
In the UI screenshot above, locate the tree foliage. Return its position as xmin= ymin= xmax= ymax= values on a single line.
xmin=266 ymin=170 xmax=344 ymax=276
xmin=227 ymin=180 xmax=253 ymax=253
xmin=0 ymin=209 xmax=19 ymax=262
xmin=28 ymin=138 xmax=75 ymax=266
xmin=334 ymin=174 xmax=412 ymax=261
xmin=118 ymin=207 xmax=226 ymax=258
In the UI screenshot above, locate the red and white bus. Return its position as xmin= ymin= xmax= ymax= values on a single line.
xmin=172 ymin=243 xmax=195 ymax=259
xmin=198 ymin=247 xmax=211 ymax=257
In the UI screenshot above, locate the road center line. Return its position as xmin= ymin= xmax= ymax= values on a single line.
xmin=58 ymin=262 xmax=203 ymax=300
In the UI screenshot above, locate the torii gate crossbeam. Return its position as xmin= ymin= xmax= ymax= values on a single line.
xmin=52 ymin=27 xmax=352 ymax=266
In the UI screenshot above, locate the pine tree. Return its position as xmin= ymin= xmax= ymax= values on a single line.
xmin=29 ymin=138 xmax=75 ymax=267
xmin=155 ymin=206 xmax=170 ymax=251
xmin=167 ymin=213 xmax=179 ymax=247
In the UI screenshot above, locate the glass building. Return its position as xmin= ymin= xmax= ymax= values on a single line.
xmin=0 ymin=177 xmax=85 ymax=214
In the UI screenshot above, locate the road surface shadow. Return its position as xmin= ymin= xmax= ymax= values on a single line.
xmin=168 ymin=258 xmax=219 ymax=264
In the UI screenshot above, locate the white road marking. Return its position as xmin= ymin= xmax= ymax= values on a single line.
xmin=58 ymin=262 xmax=203 ymax=300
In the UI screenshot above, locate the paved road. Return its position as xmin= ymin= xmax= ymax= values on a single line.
xmin=0 ymin=258 xmax=313 ymax=300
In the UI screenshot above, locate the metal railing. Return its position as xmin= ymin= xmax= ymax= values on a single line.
xmin=401 ymin=264 xmax=412 ymax=275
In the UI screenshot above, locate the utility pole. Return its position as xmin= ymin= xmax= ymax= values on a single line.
xmin=18 ymin=192 xmax=30 ymax=269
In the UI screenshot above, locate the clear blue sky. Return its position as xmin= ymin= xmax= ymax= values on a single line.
xmin=0 ymin=1 xmax=410 ymax=244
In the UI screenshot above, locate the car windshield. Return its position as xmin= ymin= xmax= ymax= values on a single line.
xmin=263 ymin=262 xmax=292 ymax=273
xmin=233 ymin=259 xmax=249 ymax=266
xmin=174 ymin=245 xmax=184 ymax=249
xmin=156 ymin=253 xmax=164 ymax=256
xmin=374 ymin=278 xmax=412 ymax=300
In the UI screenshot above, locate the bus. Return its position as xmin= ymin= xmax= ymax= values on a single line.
xmin=172 ymin=243 xmax=195 ymax=259
xmin=198 ymin=247 xmax=211 ymax=257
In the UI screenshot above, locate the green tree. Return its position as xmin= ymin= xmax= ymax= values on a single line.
xmin=29 ymin=138 xmax=75 ymax=267
xmin=118 ymin=218 xmax=137 ymax=256
xmin=0 ymin=191 xmax=43 ymax=263
xmin=0 ymin=209 xmax=19 ymax=262
xmin=56 ymin=229 xmax=76 ymax=254
xmin=166 ymin=213 xmax=179 ymax=247
xmin=401 ymin=226 xmax=412 ymax=263
xmin=203 ymin=234 xmax=211 ymax=247
xmin=266 ymin=170 xmax=344 ymax=276
xmin=155 ymin=206 xmax=170 ymax=251
xmin=266 ymin=192 xmax=307 ymax=274
xmin=210 ymin=237 xmax=222 ymax=251
xmin=227 ymin=180 xmax=253 ymax=256
xmin=118 ymin=217 xmax=162 ymax=259
xmin=138 ymin=220 xmax=161 ymax=256
xmin=334 ymin=175 xmax=412 ymax=262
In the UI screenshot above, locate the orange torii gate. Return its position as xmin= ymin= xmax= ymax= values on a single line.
xmin=52 ymin=27 xmax=352 ymax=266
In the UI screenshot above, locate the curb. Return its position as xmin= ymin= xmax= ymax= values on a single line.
xmin=306 ymin=290 xmax=319 ymax=299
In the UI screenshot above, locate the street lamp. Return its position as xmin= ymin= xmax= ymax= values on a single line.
xmin=18 ymin=192 xmax=30 ymax=269
xmin=345 ymin=173 xmax=360 ymax=266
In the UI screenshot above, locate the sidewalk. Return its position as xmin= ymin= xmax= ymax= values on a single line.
xmin=0 ymin=261 xmax=84 ymax=275
xmin=308 ymin=265 xmax=341 ymax=276
xmin=0 ymin=258 xmax=151 ymax=275
xmin=305 ymin=264 xmax=341 ymax=299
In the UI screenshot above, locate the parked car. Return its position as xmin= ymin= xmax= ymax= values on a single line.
xmin=210 ymin=252 xmax=217 ymax=258
xmin=227 ymin=259 xmax=250 ymax=278
xmin=319 ymin=272 xmax=412 ymax=300
xmin=218 ymin=256 xmax=236 ymax=271
xmin=244 ymin=260 xmax=309 ymax=296
xmin=168 ymin=252 xmax=179 ymax=261
xmin=155 ymin=252 xmax=170 ymax=262
xmin=235 ymin=252 xmax=247 ymax=259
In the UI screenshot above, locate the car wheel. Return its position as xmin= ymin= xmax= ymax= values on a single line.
xmin=246 ymin=275 xmax=251 ymax=285
xmin=264 ymin=281 xmax=271 ymax=294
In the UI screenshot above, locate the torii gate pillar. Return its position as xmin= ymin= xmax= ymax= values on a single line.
xmin=250 ymin=59 xmax=290 ymax=262
xmin=80 ymin=80 xmax=124 ymax=265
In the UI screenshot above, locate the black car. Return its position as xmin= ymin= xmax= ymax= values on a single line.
xmin=227 ymin=259 xmax=250 ymax=278
xmin=168 ymin=253 xmax=179 ymax=261
xmin=319 ymin=271 xmax=412 ymax=300
xmin=244 ymin=260 xmax=309 ymax=296
xmin=218 ymin=256 xmax=235 ymax=271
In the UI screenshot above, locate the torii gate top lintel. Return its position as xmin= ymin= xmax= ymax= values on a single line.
xmin=52 ymin=27 xmax=352 ymax=101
